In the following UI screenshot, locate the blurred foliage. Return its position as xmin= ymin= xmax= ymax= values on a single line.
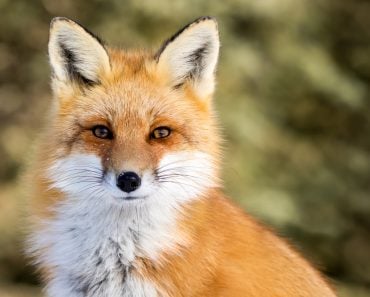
xmin=0 ymin=0 xmax=369 ymax=296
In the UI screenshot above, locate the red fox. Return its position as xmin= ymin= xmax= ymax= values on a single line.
xmin=27 ymin=16 xmax=337 ymax=297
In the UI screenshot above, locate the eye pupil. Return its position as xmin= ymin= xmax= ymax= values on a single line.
xmin=92 ymin=125 xmax=112 ymax=139
xmin=152 ymin=127 xmax=171 ymax=139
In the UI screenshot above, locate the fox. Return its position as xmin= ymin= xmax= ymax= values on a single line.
xmin=26 ymin=16 xmax=337 ymax=297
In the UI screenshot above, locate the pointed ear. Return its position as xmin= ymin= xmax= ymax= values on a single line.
xmin=155 ymin=17 xmax=220 ymax=98
xmin=48 ymin=17 xmax=110 ymax=89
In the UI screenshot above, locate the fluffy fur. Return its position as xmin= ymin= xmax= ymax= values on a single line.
xmin=48 ymin=17 xmax=110 ymax=86
xmin=26 ymin=16 xmax=337 ymax=297
xmin=156 ymin=16 xmax=219 ymax=97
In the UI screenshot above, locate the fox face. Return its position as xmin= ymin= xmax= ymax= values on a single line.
xmin=46 ymin=17 xmax=221 ymax=207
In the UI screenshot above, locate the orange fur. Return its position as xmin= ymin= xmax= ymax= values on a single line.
xmin=136 ymin=191 xmax=336 ymax=296
xmin=27 ymin=17 xmax=337 ymax=296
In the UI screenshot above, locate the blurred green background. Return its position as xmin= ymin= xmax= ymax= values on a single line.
xmin=0 ymin=0 xmax=369 ymax=296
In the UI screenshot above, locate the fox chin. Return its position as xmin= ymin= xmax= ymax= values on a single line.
xmin=26 ymin=16 xmax=337 ymax=297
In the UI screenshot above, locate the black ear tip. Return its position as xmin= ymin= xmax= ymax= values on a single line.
xmin=195 ymin=16 xmax=217 ymax=22
xmin=50 ymin=17 xmax=72 ymax=27
xmin=50 ymin=17 xmax=105 ymax=46
xmin=192 ymin=16 xmax=218 ymax=27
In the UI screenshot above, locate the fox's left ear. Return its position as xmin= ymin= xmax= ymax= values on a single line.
xmin=155 ymin=17 xmax=220 ymax=99
xmin=48 ymin=17 xmax=110 ymax=89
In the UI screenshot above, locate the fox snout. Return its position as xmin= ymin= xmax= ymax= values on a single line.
xmin=116 ymin=171 xmax=141 ymax=193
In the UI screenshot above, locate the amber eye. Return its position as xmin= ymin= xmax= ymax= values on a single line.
xmin=151 ymin=127 xmax=171 ymax=139
xmin=92 ymin=125 xmax=113 ymax=139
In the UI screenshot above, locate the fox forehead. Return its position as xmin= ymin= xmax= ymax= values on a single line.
xmin=52 ymin=51 xmax=216 ymax=169
xmin=59 ymin=50 xmax=209 ymax=126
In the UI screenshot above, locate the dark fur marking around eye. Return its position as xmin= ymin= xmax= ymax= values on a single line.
xmin=60 ymin=43 xmax=97 ymax=86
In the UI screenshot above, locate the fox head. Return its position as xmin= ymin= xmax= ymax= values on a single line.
xmin=44 ymin=17 xmax=221 ymax=208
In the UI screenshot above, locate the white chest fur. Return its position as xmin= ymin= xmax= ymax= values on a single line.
xmin=30 ymin=196 xmax=180 ymax=297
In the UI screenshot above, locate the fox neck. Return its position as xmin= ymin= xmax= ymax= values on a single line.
xmin=31 ymin=190 xmax=199 ymax=296
xmin=39 ymin=191 xmax=189 ymax=263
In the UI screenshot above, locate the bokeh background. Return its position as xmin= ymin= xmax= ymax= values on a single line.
xmin=0 ymin=0 xmax=369 ymax=296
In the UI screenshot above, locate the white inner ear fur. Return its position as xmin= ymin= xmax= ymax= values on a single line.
xmin=157 ymin=19 xmax=220 ymax=98
xmin=48 ymin=18 xmax=110 ymax=84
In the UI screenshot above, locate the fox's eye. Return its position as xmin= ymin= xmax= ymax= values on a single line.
xmin=151 ymin=127 xmax=171 ymax=139
xmin=92 ymin=125 xmax=113 ymax=139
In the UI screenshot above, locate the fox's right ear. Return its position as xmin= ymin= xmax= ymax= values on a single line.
xmin=48 ymin=17 xmax=110 ymax=90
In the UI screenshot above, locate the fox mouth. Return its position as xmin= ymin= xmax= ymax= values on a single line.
xmin=117 ymin=195 xmax=147 ymax=201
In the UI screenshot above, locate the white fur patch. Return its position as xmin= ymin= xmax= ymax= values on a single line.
xmin=28 ymin=151 xmax=216 ymax=297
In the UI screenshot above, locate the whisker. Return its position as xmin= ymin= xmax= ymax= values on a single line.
xmin=157 ymin=174 xmax=215 ymax=184
xmin=157 ymin=165 xmax=213 ymax=174
xmin=54 ymin=177 xmax=102 ymax=184
xmin=157 ymin=179 xmax=207 ymax=190
xmin=157 ymin=173 xmax=212 ymax=180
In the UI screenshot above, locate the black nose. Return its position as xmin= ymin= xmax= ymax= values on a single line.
xmin=116 ymin=172 xmax=141 ymax=193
